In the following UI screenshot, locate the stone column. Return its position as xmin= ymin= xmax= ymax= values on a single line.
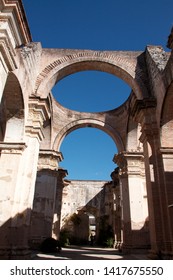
xmin=141 ymin=137 xmax=173 ymax=258
xmin=136 ymin=99 xmax=173 ymax=258
xmin=111 ymin=168 xmax=122 ymax=249
xmin=113 ymin=153 xmax=131 ymax=252
xmin=0 ymin=142 xmax=26 ymax=258
xmin=0 ymin=97 xmax=50 ymax=259
xmin=114 ymin=151 xmax=149 ymax=253
xmin=160 ymin=148 xmax=173 ymax=249
xmin=30 ymin=150 xmax=63 ymax=248
xmin=141 ymin=134 xmax=172 ymax=258
xmin=52 ymin=168 xmax=68 ymax=240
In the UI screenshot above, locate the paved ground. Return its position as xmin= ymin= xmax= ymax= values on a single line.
xmin=32 ymin=245 xmax=149 ymax=260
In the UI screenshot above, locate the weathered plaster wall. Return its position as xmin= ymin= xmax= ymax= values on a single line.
xmin=60 ymin=180 xmax=109 ymax=227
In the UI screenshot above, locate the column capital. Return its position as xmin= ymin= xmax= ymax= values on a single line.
xmin=131 ymin=97 xmax=156 ymax=121
xmin=113 ymin=152 xmax=127 ymax=176
xmin=38 ymin=149 xmax=63 ymax=171
xmin=113 ymin=151 xmax=144 ymax=176
xmin=139 ymin=123 xmax=159 ymax=145
xmin=130 ymin=98 xmax=160 ymax=146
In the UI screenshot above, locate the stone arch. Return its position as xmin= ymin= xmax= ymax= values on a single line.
xmin=0 ymin=72 xmax=25 ymax=141
xmin=35 ymin=52 xmax=148 ymax=100
xmin=53 ymin=118 xmax=124 ymax=152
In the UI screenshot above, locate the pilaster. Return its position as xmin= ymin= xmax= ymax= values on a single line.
xmin=134 ymin=99 xmax=173 ymax=258
xmin=114 ymin=150 xmax=149 ymax=253
xmin=111 ymin=168 xmax=122 ymax=250
xmin=0 ymin=97 xmax=51 ymax=259
xmin=29 ymin=149 xmax=63 ymax=248
xmin=0 ymin=142 xmax=28 ymax=259
xmin=160 ymin=147 xmax=173 ymax=254
xmin=52 ymin=168 xmax=68 ymax=240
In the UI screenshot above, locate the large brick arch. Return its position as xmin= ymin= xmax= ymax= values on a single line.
xmin=53 ymin=118 xmax=124 ymax=152
xmin=35 ymin=51 xmax=148 ymax=100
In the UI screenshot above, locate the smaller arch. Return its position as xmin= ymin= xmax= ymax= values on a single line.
xmin=53 ymin=118 xmax=124 ymax=152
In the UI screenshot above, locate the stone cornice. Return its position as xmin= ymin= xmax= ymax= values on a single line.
xmin=131 ymin=97 xmax=157 ymax=120
xmin=160 ymin=148 xmax=173 ymax=159
xmin=0 ymin=35 xmax=17 ymax=71
xmin=0 ymin=0 xmax=32 ymax=71
xmin=37 ymin=168 xmax=58 ymax=177
xmin=25 ymin=98 xmax=51 ymax=141
xmin=28 ymin=97 xmax=50 ymax=122
xmin=25 ymin=126 xmax=44 ymax=142
xmin=38 ymin=149 xmax=63 ymax=170
xmin=57 ymin=168 xmax=68 ymax=185
xmin=0 ymin=141 xmax=27 ymax=154
xmin=160 ymin=147 xmax=173 ymax=154
xmin=0 ymin=0 xmax=32 ymax=45
xmin=113 ymin=151 xmax=144 ymax=176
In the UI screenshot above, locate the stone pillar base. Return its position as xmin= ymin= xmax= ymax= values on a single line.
xmin=122 ymin=243 xmax=150 ymax=255
xmin=0 ymin=246 xmax=31 ymax=260
xmin=148 ymin=249 xmax=173 ymax=260
xmin=114 ymin=241 xmax=122 ymax=251
xmin=121 ymin=244 xmax=132 ymax=254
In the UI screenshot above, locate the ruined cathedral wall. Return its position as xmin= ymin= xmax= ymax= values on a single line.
xmin=60 ymin=180 xmax=109 ymax=228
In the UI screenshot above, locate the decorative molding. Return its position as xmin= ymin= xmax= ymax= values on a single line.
xmin=0 ymin=37 xmax=17 ymax=70
xmin=0 ymin=0 xmax=32 ymax=72
xmin=131 ymin=97 xmax=156 ymax=119
xmin=38 ymin=149 xmax=63 ymax=170
xmin=113 ymin=151 xmax=144 ymax=176
xmin=25 ymin=98 xmax=51 ymax=141
xmin=160 ymin=147 xmax=173 ymax=154
xmin=0 ymin=0 xmax=32 ymax=45
xmin=160 ymin=148 xmax=173 ymax=159
xmin=0 ymin=142 xmax=27 ymax=154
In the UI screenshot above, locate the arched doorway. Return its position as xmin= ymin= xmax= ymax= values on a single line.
xmin=59 ymin=127 xmax=117 ymax=180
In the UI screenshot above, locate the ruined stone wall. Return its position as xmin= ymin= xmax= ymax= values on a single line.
xmin=60 ymin=180 xmax=109 ymax=228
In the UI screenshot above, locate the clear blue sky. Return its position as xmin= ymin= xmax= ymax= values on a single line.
xmin=22 ymin=0 xmax=172 ymax=180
